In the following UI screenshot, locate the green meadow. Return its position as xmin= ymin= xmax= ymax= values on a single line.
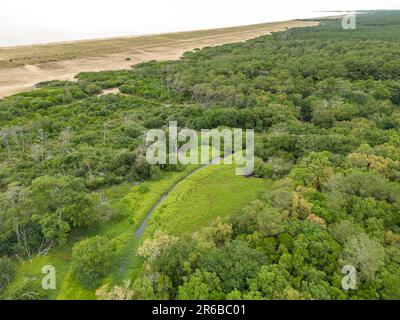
xmin=145 ymin=164 xmax=273 ymax=237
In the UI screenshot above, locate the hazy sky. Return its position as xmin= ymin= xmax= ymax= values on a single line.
xmin=0 ymin=0 xmax=399 ymax=46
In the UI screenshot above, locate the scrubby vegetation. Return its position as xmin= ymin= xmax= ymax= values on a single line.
xmin=1 ymin=11 xmax=400 ymax=300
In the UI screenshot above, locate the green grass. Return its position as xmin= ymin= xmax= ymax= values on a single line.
xmin=145 ymin=163 xmax=273 ymax=237
xmin=3 ymin=249 xmax=70 ymax=300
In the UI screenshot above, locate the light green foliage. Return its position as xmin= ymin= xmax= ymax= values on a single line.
xmin=341 ymin=233 xmax=385 ymax=281
xmin=70 ymin=236 xmax=115 ymax=288
xmin=138 ymin=231 xmax=178 ymax=264
xmin=178 ymin=270 xmax=223 ymax=300
xmin=146 ymin=164 xmax=272 ymax=236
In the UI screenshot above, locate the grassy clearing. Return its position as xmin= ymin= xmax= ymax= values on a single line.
xmin=145 ymin=163 xmax=273 ymax=237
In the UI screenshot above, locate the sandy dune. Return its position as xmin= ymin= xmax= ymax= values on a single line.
xmin=0 ymin=20 xmax=319 ymax=98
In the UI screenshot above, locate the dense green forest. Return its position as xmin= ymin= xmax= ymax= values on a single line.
xmin=1 ymin=11 xmax=400 ymax=300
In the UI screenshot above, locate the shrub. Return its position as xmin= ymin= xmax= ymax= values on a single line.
xmin=70 ymin=236 xmax=114 ymax=288
xmin=138 ymin=183 xmax=150 ymax=194
xmin=149 ymin=166 xmax=162 ymax=181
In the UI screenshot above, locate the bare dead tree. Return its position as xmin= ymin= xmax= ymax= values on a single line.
xmin=10 ymin=126 xmax=24 ymax=160
xmin=103 ymin=121 xmax=111 ymax=146
xmin=59 ymin=128 xmax=73 ymax=175
xmin=36 ymin=238 xmax=54 ymax=257
xmin=38 ymin=129 xmax=45 ymax=169
xmin=0 ymin=129 xmax=13 ymax=161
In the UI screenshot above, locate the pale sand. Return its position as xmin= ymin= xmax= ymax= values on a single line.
xmin=0 ymin=20 xmax=319 ymax=98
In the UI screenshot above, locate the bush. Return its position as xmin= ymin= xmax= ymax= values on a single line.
xmin=138 ymin=183 xmax=150 ymax=194
xmin=134 ymin=155 xmax=150 ymax=179
xmin=79 ymin=81 xmax=102 ymax=95
xmin=149 ymin=166 xmax=162 ymax=181
xmin=28 ymin=175 xmax=94 ymax=245
xmin=70 ymin=236 xmax=114 ymax=288
xmin=253 ymin=158 xmax=272 ymax=178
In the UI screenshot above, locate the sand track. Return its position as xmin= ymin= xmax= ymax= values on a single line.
xmin=0 ymin=20 xmax=319 ymax=98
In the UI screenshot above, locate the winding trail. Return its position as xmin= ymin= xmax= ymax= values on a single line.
xmin=134 ymin=156 xmax=224 ymax=238
xmin=117 ymin=156 xmax=225 ymax=275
